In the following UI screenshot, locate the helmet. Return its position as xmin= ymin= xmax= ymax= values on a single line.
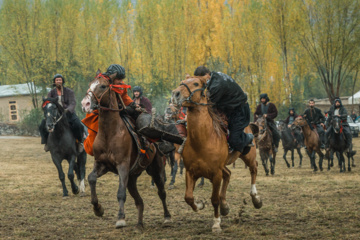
xmin=104 ymin=64 xmax=126 ymax=79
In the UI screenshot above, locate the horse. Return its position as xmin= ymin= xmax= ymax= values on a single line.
xmin=81 ymin=70 xmax=171 ymax=228
xmin=172 ymin=75 xmax=262 ymax=233
xmin=41 ymin=98 xmax=86 ymax=197
xmin=328 ymin=116 xmax=353 ymax=172
xmin=278 ymin=120 xmax=303 ymax=168
xmin=251 ymin=116 xmax=277 ymax=175
xmin=292 ymin=116 xmax=325 ymax=171
xmin=164 ymin=103 xmax=185 ymax=190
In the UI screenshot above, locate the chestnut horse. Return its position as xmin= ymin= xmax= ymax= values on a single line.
xmin=172 ymin=75 xmax=262 ymax=233
xmin=292 ymin=116 xmax=325 ymax=171
xmin=250 ymin=117 xmax=277 ymax=175
xmin=81 ymin=70 xmax=171 ymax=228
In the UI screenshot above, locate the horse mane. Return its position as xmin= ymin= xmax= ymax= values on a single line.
xmin=207 ymin=105 xmax=227 ymax=137
xmin=43 ymin=97 xmax=65 ymax=114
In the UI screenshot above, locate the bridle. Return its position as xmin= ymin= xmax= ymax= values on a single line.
xmin=179 ymin=82 xmax=214 ymax=106
xmin=44 ymin=103 xmax=64 ymax=129
xmin=87 ymin=74 xmax=124 ymax=112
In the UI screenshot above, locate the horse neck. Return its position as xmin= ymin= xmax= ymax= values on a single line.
xmin=301 ymin=124 xmax=313 ymax=139
xmin=98 ymin=93 xmax=125 ymax=136
xmin=281 ymin=128 xmax=293 ymax=142
xmin=186 ymin=106 xmax=214 ymax=140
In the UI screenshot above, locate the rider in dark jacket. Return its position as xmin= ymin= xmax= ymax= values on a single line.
xmin=254 ymin=93 xmax=281 ymax=152
xmin=325 ymin=98 xmax=352 ymax=150
xmin=303 ymin=99 xmax=326 ymax=148
xmin=284 ymin=107 xmax=298 ymax=127
xmin=39 ymin=74 xmax=84 ymax=152
xmin=132 ymin=86 xmax=152 ymax=114
xmin=194 ymin=66 xmax=254 ymax=155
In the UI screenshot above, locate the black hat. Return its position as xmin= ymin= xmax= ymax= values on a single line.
xmin=132 ymin=86 xmax=143 ymax=98
xmin=260 ymin=93 xmax=270 ymax=103
xmin=104 ymin=64 xmax=126 ymax=80
xmin=53 ymin=74 xmax=65 ymax=84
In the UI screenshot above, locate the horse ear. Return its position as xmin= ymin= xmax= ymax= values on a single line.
xmin=249 ymin=123 xmax=259 ymax=137
xmin=185 ymin=74 xmax=191 ymax=79
xmin=96 ymin=69 xmax=101 ymax=76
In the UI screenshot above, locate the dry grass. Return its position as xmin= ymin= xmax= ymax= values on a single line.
xmin=1 ymin=137 xmax=360 ymax=240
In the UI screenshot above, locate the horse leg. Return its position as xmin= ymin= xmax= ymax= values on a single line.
xmin=219 ymin=167 xmax=231 ymax=216
xmin=115 ymin=164 xmax=129 ymax=228
xmin=291 ymin=149 xmax=295 ymax=168
xmin=297 ymin=148 xmax=303 ymax=168
xmin=211 ymin=173 xmax=223 ymax=233
xmin=67 ymin=156 xmax=79 ymax=195
xmin=244 ymin=158 xmax=262 ymax=209
xmin=347 ymin=151 xmax=351 ymax=172
xmin=127 ymin=175 xmax=144 ymax=228
xmin=78 ymin=151 xmax=87 ymax=196
xmin=317 ymin=150 xmax=324 ymax=172
xmin=311 ymin=151 xmax=318 ymax=172
xmin=88 ymin=162 xmax=108 ymax=217
xmin=184 ymin=171 xmax=202 ymax=212
xmin=51 ymin=156 xmax=68 ymax=197
xmin=271 ymin=153 xmax=276 ymax=175
xmin=146 ymin=154 xmax=172 ymax=224
xmin=179 ymin=159 xmax=184 ymax=175
xmin=330 ymin=150 xmax=334 ymax=168
xmin=261 ymin=153 xmax=269 ymax=176
xmin=283 ymin=149 xmax=290 ymax=168
xmin=169 ymin=160 xmax=178 ymax=189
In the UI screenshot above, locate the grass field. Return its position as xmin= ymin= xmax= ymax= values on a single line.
xmin=1 ymin=137 xmax=360 ymax=240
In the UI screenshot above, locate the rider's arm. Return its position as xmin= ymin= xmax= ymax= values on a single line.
xmin=66 ymin=89 xmax=76 ymax=113
xmin=254 ymin=105 xmax=261 ymax=121
xmin=340 ymin=108 xmax=348 ymax=121
xmin=266 ymin=103 xmax=278 ymax=120
xmin=318 ymin=109 xmax=326 ymax=124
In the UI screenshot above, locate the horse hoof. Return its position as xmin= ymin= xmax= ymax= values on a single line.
xmin=197 ymin=183 xmax=204 ymax=188
xmin=94 ymin=205 xmax=104 ymax=217
xmin=73 ymin=187 xmax=80 ymax=195
xmin=195 ymin=200 xmax=205 ymax=210
xmin=62 ymin=195 xmax=69 ymax=200
xmin=220 ymin=203 xmax=230 ymax=216
xmin=80 ymin=192 xmax=86 ymax=197
xmin=266 ymin=172 xmax=269 ymax=176
xmin=168 ymin=184 xmax=175 ymax=190
xmin=319 ymin=167 xmax=323 ymax=172
xmin=348 ymin=168 xmax=351 ymax=172
xmin=212 ymin=217 xmax=221 ymax=233
xmin=287 ymin=164 xmax=290 ymax=168
xmin=251 ymin=194 xmax=263 ymax=209
xmin=163 ymin=217 xmax=172 ymax=227
xmin=115 ymin=219 xmax=126 ymax=228
xmin=298 ymin=165 xmax=301 ymax=168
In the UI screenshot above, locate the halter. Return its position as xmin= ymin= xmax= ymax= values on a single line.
xmin=43 ymin=102 xmax=65 ymax=128
xmin=87 ymin=74 xmax=125 ymax=112
xmin=180 ymin=82 xmax=214 ymax=106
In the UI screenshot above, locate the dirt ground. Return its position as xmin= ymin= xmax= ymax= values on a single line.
xmin=1 ymin=137 xmax=360 ymax=240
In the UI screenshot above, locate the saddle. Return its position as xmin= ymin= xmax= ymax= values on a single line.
xmin=122 ymin=115 xmax=153 ymax=175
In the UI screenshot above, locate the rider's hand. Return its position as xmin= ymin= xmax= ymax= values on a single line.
xmin=264 ymin=114 xmax=267 ymax=118
xmin=288 ymin=124 xmax=291 ymax=128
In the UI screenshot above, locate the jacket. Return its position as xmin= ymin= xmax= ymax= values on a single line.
xmin=303 ymin=107 xmax=325 ymax=125
xmin=47 ymin=87 xmax=76 ymax=113
xmin=254 ymin=103 xmax=278 ymax=122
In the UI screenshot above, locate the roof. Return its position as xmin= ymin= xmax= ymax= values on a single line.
xmin=0 ymin=83 xmax=50 ymax=98
xmin=348 ymin=90 xmax=360 ymax=104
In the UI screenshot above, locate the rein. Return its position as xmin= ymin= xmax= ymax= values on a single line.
xmin=180 ymin=82 xmax=214 ymax=106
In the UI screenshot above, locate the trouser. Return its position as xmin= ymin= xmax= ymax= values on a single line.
xmin=267 ymin=121 xmax=281 ymax=148
xmin=316 ymin=124 xmax=325 ymax=145
xmin=226 ymin=103 xmax=251 ymax=153
xmin=39 ymin=112 xmax=84 ymax=144
xmin=325 ymin=125 xmax=352 ymax=149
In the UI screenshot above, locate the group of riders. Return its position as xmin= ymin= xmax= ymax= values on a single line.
xmin=39 ymin=64 xmax=353 ymax=159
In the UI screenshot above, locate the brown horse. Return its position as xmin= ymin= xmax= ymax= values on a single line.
xmin=292 ymin=116 xmax=324 ymax=171
xmin=250 ymin=117 xmax=277 ymax=175
xmin=81 ymin=70 xmax=171 ymax=228
xmin=172 ymin=75 xmax=262 ymax=233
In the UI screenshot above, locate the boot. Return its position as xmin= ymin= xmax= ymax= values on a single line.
xmin=44 ymin=144 xmax=49 ymax=152
xmin=156 ymin=141 xmax=176 ymax=155
xmin=246 ymin=133 xmax=255 ymax=147
xmin=77 ymin=142 xmax=84 ymax=153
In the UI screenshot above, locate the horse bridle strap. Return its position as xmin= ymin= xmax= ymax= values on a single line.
xmin=180 ymin=82 xmax=214 ymax=106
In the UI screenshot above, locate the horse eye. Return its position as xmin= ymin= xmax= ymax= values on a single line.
xmin=100 ymin=85 xmax=106 ymax=89
xmin=194 ymin=83 xmax=199 ymax=86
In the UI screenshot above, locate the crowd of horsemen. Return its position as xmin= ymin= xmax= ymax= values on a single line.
xmin=39 ymin=64 xmax=354 ymax=165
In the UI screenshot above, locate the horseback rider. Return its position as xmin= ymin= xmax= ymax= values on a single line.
xmin=132 ymin=86 xmax=152 ymax=114
xmin=82 ymin=64 xmax=177 ymax=156
xmin=284 ymin=107 xmax=298 ymax=128
xmin=39 ymin=74 xmax=85 ymax=152
xmin=325 ymin=98 xmax=352 ymax=151
xmin=254 ymin=93 xmax=281 ymax=152
xmin=193 ymin=66 xmax=254 ymax=155
xmin=303 ymin=99 xmax=326 ymax=149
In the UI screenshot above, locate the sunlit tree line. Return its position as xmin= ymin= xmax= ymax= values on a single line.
xmin=0 ymin=0 xmax=359 ymax=118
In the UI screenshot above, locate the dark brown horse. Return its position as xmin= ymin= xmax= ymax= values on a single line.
xmin=81 ymin=70 xmax=171 ymax=228
xmin=172 ymin=75 xmax=262 ymax=233
xmin=292 ymin=116 xmax=325 ymax=171
xmin=251 ymin=116 xmax=277 ymax=175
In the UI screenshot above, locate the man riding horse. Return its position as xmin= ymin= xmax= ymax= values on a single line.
xmin=82 ymin=64 xmax=178 ymax=156
xmin=132 ymin=85 xmax=152 ymax=114
xmin=254 ymin=93 xmax=281 ymax=152
xmin=303 ymin=99 xmax=326 ymax=149
xmin=325 ymin=98 xmax=352 ymax=151
xmin=193 ymin=66 xmax=254 ymax=155
xmin=284 ymin=107 xmax=298 ymax=128
xmin=39 ymin=74 xmax=85 ymax=152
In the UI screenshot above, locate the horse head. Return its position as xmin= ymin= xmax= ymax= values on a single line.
xmin=256 ymin=116 xmax=267 ymax=135
xmin=291 ymin=116 xmax=307 ymax=130
xmin=81 ymin=69 xmax=113 ymax=113
xmin=171 ymin=75 xmax=210 ymax=107
xmin=332 ymin=116 xmax=341 ymax=134
xmin=42 ymin=97 xmax=65 ymax=133
xmin=164 ymin=103 xmax=180 ymax=122
xmin=278 ymin=120 xmax=287 ymax=132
